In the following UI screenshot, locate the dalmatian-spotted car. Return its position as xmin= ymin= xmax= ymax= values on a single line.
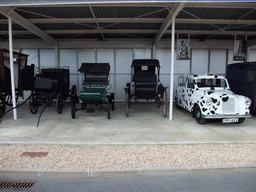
xmin=174 ymin=74 xmax=251 ymax=124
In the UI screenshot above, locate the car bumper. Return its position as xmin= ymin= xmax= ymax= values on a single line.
xmin=202 ymin=114 xmax=251 ymax=119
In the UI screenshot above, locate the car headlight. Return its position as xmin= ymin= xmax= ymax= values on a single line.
xmin=245 ymin=98 xmax=251 ymax=106
xmin=206 ymin=98 xmax=212 ymax=106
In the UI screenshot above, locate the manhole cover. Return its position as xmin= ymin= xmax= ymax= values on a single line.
xmin=0 ymin=180 xmax=37 ymax=190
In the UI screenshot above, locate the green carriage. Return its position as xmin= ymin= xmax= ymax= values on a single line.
xmin=70 ymin=63 xmax=115 ymax=119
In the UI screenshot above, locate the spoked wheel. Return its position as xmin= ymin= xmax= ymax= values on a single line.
xmin=111 ymin=93 xmax=115 ymax=111
xmin=5 ymin=93 xmax=19 ymax=106
xmin=156 ymin=97 xmax=160 ymax=108
xmin=71 ymin=100 xmax=76 ymax=119
xmin=162 ymin=90 xmax=167 ymax=117
xmin=29 ymin=94 xmax=39 ymax=114
xmin=56 ymin=93 xmax=64 ymax=114
xmin=195 ymin=105 xmax=206 ymax=124
xmin=107 ymin=100 xmax=111 ymax=119
xmin=0 ymin=97 xmax=6 ymax=117
xmin=125 ymin=90 xmax=130 ymax=117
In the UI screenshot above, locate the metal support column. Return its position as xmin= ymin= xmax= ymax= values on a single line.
xmin=169 ymin=17 xmax=175 ymax=120
xmin=8 ymin=17 xmax=17 ymax=120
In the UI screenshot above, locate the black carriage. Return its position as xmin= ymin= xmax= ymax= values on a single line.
xmin=0 ymin=49 xmax=34 ymax=117
xmin=28 ymin=67 xmax=70 ymax=115
xmin=124 ymin=59 xmax=167 ymax=117
xmin=70 ymin=63 xmax=115 ymax=119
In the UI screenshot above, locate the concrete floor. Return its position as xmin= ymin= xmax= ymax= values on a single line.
xmin=0 ymin=101 xmax=256 ymax=145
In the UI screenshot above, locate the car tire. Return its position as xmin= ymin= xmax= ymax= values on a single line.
xmin=195 ymin=105 xmax=206 ymax=124
xmin=237 ymin=118 xmax=245 ymax=124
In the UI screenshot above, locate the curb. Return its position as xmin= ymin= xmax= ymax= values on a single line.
xmin=1 ymin=165 xmax=256 ymax=179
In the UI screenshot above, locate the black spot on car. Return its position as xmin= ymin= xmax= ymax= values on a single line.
xmin=222 ymin=96 xmax=229 ymax=102
xmin=208 ymin=91 xmax=214 ymax=95
xmin=202 ymin=108 xmax=207 ymax=112
xmin=211 ymin=97 xmax=218 ymax=103
xmin=201 ymin=97 xmax=204 ymax=99
xmin=200 ymin=102 xmax=203 ymax=107
xmin=202 ymin=100 xmax=205 ymax=103
xmin=196 ymin=88 xmax=199 ymax=91
xmin=210 ymin=110 xmax=215 ymax=114
xmin=217 ymin=101 xmax=220 ymax=106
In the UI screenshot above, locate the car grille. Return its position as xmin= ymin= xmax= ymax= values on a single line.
xmin=222 ymin=98 xmax=235 ymax=113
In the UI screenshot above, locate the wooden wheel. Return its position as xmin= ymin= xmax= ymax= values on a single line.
xmin=56 ymin=93 xmax=64 ymax=114
xmin=107 ymin=100 xmax=111 ymax=119
xmin=29 ymin=94 xmax=39 ymax=114
xmin=71 ymin=100 xmax=76 ymax=119
xmin=0 ymin=97 xmax=6 ymax=117
xmin=5 ymin=93 xmax=19 ymax=106
xmin=125 ymin=90 xmax=130 ymax=117
xmin=162 ymin=90 xmax=167 ymax=117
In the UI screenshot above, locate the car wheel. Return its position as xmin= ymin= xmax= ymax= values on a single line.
xmin=237 ymin=118 xmax=245 ymax=124
xmin=195 ymin=105 xmax=206 ymax=124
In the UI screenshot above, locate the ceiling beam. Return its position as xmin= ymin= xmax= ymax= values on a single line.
xmin=1 ymin=18 xmax=256 ymax=25
xmin=2 ymin=29 xmax=256 ymax=36
xmin=0 ymin=6 xmax=57 ymax=46
xmin=153 ymin=2 xmax=185 ymax=45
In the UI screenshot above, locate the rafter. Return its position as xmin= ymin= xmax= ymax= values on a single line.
xmin=0 ymin=6 xmax=57 ymax=45
xmin=153 ymin=3 xmax=185 ymax=45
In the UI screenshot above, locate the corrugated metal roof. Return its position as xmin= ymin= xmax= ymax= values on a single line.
xmin=0 ymin=2 xmax=256 ymax=43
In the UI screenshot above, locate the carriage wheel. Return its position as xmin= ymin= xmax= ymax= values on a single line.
xmin=71 ymin=100 xmax=76 ymax=119
xmin=162 ymin=90 xmax=167 ymax=117
xmin=125 ymin=90 xmax=130 ymax=117
xmin=111 ymin=93 xmax=115 ymax=111
xmin=29 ymin=94 xmax=39 ymax=114
xmin=5 ymin=93 xmax=19 ymax=106
xmin=156 ymin=97 xmax=160 ymax=108
xmin=56 ymin=93 xmax=64 ymax=114
xmin=108 ymin=100 xmax=111 ymax=119
xmin=0 ymin=97 xmax=6 ymax=117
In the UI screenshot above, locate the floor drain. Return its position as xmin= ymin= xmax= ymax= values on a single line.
xmin=0 ymin=180 xmax=37 ymax=190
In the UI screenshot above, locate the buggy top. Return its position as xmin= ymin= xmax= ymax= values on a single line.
xmin=131 ymin=59 xmax=160 ymax=83
xmin=79 ymin=63 xmax=110 ymax=85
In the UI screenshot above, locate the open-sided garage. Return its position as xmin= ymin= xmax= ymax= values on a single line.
xmin=0 ymin=0 xmax=256 ymax=144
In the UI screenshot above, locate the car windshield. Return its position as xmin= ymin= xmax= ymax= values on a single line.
xmin=196 ymin=78 xmax=227 ymax=88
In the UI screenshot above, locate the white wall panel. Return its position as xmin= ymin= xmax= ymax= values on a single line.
xmin=97 ymin=49 xmax=114 ymax=73
xmin=78 ymin=49 xmax=95 ymax=66
xmin=134 ymin=49 xmax=151 ymax=59
xmin=156 ymin=49 xmax=171 ymax=74
xmin=116 ymin=49 xmax=133 ymax=74
xmin=21 ymin=49 xmax=39 ymax=68
xmin=40 ymin=49 xmax=55 ymax=68
xmin=191 ymin=49 xmax=208 ymax=74
xmin=249 ymin=49 xmax=256 ymax=61
xmin=60 ymin=49 xmax=77 ymax=73
xmin=115 ymin=75 xmax=130 ymax=100
xmin=209 ymin=49 xmax=226 ymax=74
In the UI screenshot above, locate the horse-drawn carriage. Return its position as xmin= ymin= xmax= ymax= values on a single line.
xmin=124 ymin=59 xmax=167 ymax=117
xmin=70 ymin=63 xmax=115 ymax=119
xmin=0 ymin=49 xmax=34 ymax=117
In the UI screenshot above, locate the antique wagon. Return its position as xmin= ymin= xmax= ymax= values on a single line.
xmin=0 ymin=49 xmax=34 ymax=117
xmin=28 ymin=67 xmax=70 ymax=117
xmin=70 ymin=63 xmax=115 ymax=119
xmin=124 ymin=59 xmax=167 ymax=117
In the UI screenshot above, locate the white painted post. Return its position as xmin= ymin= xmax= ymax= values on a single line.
xmin=8 ymin=17 xmax=17 ymax=120
xmin=169 ymin=17 xmax=175 ymax=120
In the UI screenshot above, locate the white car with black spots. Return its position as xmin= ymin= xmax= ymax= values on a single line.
xmin=174 ymin=74 xmax=251 ymax=124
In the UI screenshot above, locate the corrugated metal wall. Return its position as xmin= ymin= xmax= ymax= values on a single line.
xmin=21 ymin=48 xmax=256 ymax=100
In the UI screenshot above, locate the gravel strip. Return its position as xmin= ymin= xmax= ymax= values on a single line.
xmin=0 ymin=144 xmax=255 ymax=171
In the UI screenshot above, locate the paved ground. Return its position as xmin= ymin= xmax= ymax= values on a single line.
xmin=0 ymin=101 xmax=256 ymax=145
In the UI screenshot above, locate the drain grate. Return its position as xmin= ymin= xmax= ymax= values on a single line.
xmin=0 ymin=180 xmax=37 ymax=190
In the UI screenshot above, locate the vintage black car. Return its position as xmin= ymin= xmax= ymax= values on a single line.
xmin=124 ymin=59 xmax=167 ymax=117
